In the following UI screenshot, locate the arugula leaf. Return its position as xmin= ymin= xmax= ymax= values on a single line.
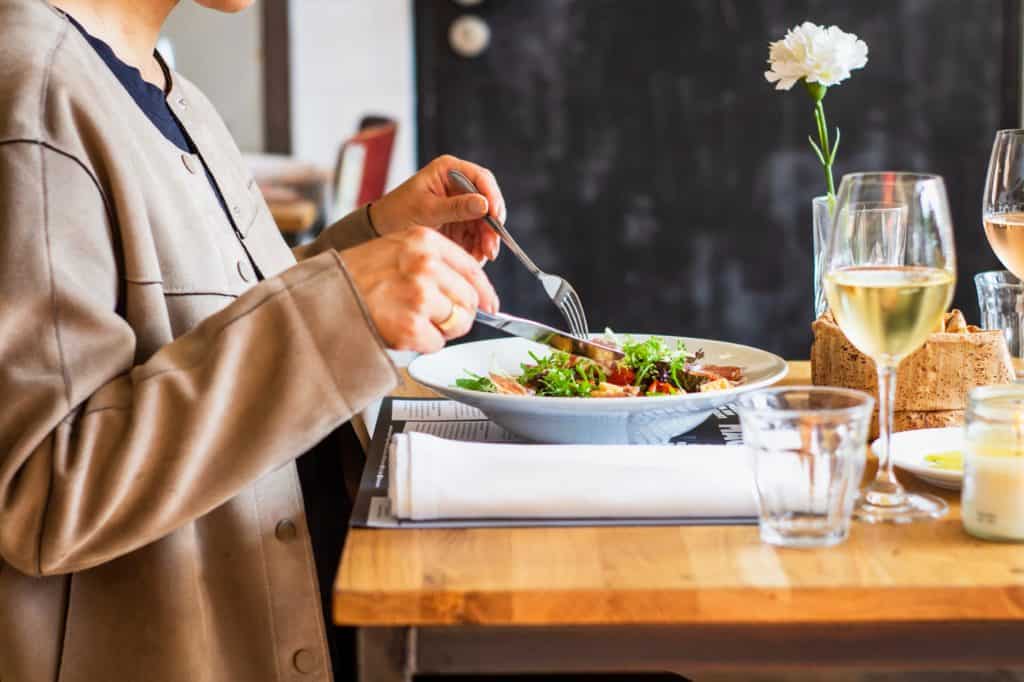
xmin=455 ymin=371 xmax=498 ymax=393
xmin=573 ymin=357 xmax=606 ymax=387
xmin=669 ymin=351 xmax=689 ymax=390
xmin=517 ymin=350 xmax=601 ymax=397
xmin=621 ymin=336 xmax=696 ymax=389
xmin=622 ymin=337 xmax=663 ymax=386
xmin=621 ymin=337 xmax=680 ymax=384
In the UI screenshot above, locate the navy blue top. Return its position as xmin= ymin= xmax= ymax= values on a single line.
xmin=67 ymin=14 xmax=233 ymax=225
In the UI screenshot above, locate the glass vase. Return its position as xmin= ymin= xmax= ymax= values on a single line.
xmin=812 ymin=195 xmax=832 ymax=318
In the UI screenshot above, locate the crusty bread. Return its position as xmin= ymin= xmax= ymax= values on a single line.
xmin=864 ymin=410 xmax=964 ymax=440
xmin=811 ymin=310 xmax=1013 ymax=437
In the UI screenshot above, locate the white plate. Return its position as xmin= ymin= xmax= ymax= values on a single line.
xmin=873 ymin=427 xmax=964 ymax=490
xmin=408 ymin=335 xmax=788 ymax=444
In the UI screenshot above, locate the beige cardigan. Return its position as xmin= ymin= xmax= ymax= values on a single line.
xmin=0 ymin=1 xmax=400 ymax=680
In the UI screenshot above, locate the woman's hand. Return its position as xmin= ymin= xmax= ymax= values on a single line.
xmin=340 ymin=227 xmax=499 ymax=353
xmin=368 ymin=155 xmax=505 ymax=262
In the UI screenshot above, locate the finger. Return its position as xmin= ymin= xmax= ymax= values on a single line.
xmin=433 ymin=300 xmax=474 ymax=340
xmin=398 ymin=278 xmax=456 ymax=346
xmin=478 ymin=224 xmax=501 ymax=260
xmin=431 ymin=258 xmax=482 ymax=313
xmin=414 ymin=280 xmax=472 ymax=341
xmin=436 ymin=156 xmax=507 ymax=224
xmin=429 ymin=192 xmax=489 ymax=225
xmin=446 ymin=221 xmax=492 ymax=262
xmin=402 ymin=315 xmax=446 ymax=354
xmin=431 ymin=232 xmax=500 ymax=313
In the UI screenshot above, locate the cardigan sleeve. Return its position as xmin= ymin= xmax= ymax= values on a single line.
xmin=292 ymin=204 xmax=380 ymax=261
xmin=0 ymin=142 xmax=398 ymax=576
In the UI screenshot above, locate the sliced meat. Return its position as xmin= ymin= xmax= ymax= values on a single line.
xmin=687 ymin=364 xmax=743 ymax=383
xmin=489 ymin=372 xmax=531 ymax=395
xmin=700 ymin=364 xmax=743 ymax=382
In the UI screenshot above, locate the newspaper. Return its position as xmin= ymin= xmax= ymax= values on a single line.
xmin=350 ymin=398 xmax=755 ymax=529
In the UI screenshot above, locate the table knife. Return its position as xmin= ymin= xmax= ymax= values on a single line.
xmin=474 ymin=310 xmax=623 ymax=365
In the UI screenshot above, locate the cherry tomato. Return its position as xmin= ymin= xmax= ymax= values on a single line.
xmin=607 ymin=365 xmax=635 ymax=386
xmin=647 ymin=380 xmax=678 ymax=395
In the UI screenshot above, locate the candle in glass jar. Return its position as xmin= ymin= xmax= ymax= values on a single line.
xmin=963 ymin=386 xmax=1024 ymax=542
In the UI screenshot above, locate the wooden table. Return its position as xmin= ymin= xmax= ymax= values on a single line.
xmin=334 ymin=362 xmax=1024 ymax=680
xmin=267 ymin=197 xmax=318 ymax=236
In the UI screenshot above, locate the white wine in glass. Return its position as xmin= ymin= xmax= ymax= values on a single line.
xmin=826 ymin=266 xmax=955 ymax=361
xmin=824 ymin=173 xmax=956 ymax=523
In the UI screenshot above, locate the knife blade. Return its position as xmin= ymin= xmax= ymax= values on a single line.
xmin=474 ymin=310 xmax=624 ymax=365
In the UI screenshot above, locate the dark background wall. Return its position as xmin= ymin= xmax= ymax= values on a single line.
xmin=416 ymin=0 xmax=1021 ymax=358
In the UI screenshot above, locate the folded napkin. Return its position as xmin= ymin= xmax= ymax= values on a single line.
xmin=388 ymin=432 xmax=757 ymax=520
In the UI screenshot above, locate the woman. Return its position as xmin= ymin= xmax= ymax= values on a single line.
xmin=0 ymin=0 xmax=504 ymax=680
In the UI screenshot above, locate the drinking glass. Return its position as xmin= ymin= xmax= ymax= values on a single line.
xmin=983 ymin=129 xmax=1024 ymax=279
xmin=736 ymin=387 xmax=874 ymax=547
xmin=975 ymin=270 xmax=1024 ymax=378
xmin=824 ymin=173 xmax=956 ymax=523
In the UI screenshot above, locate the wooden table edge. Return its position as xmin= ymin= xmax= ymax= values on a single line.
xmin=333 ymin=583 xmax=1024 ymax=627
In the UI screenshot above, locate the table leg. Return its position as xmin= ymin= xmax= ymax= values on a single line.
xmin=357 ymin=627 xmax=415 ymax=682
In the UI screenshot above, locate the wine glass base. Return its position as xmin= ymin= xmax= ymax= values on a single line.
xmin=854 ymin=491 xmax=948 ymax=524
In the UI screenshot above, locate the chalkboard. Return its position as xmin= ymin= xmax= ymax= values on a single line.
xmin=416 ymin=0 xmax=1020 ymax=358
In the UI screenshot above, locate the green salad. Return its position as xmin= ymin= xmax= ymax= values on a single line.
xmin=455 ymin=333 xmax=742 ymax=398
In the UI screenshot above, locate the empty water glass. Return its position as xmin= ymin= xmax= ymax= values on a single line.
xmin=735 ymin=387 xmax=874 ymax=548
xmin=975 ymin=270 xmax=1024 ymax=378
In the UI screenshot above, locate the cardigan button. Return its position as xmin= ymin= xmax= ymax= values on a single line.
xmin=292 ymin=649 xmax=318 ymax=674
xmin=274 ymin=519 xmax=297 ymax=542
xmin=181 ymin=154 xmax=197 ymax=175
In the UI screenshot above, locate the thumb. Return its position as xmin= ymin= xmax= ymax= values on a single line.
xmin=433 ymin=193 xmax=489 ymax=224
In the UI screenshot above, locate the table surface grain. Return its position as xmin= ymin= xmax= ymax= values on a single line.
xmin=333 ymin=361 xmax=1024 ymax=627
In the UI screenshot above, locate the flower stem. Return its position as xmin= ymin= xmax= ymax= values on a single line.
xmin=813 ymin=100 xmax=836 ymax=208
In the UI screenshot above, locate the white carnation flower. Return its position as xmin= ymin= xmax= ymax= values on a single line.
xmin=764 ymin=22 xmax=868 ymax=91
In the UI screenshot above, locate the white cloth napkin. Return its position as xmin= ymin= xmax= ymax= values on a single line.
xmin=388 ymin=432 xmax=757 ymax=520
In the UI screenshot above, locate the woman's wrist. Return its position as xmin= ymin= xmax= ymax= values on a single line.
xmin=365 ymin=202 xmax=383 ymax=237
xmin=366 ymin=197 xmax=400 ymax=236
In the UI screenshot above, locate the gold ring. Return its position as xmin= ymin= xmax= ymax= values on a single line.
xmin=435 ymin=301 xmax=464 ymax=333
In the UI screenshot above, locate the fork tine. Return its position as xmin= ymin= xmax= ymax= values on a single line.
xmin=565 ymin=290 xmax=589 ymax=337
xmin=553 ymin=287 xmax=582 ymax=337
xmin=556 ymin=301 xmax=579 ymax=337
xmin=560 ymin=304 xmax=581 ymax=338
xmin=571 ymin=296 xmax=589 ymax=337
xmin=559 ymin=286 xmax=588 ymax=338
xmin=549 ymin=280 xmax=579 ymax=336
xmin=563 ymin=298 xmax=585 ymax=338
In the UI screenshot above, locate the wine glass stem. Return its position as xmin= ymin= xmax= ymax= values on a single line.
xmin=868 ymin=362 xmax=905 ymax=503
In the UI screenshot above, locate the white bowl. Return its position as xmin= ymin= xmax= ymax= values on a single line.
xmin=872 ymin=427 xmax=964 ymax=490
xmin=408 ymin=335 xmax=788 ymax=444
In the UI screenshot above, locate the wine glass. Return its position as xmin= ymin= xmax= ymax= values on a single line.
xmin=824 ymin=173 xmax=956 ymax=523
xmin=983 ymin=129 xmax=1024 ymax=279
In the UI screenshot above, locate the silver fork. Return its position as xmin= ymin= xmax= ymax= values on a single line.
xmin=447 ymin=169 xmax=589 ymax=338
